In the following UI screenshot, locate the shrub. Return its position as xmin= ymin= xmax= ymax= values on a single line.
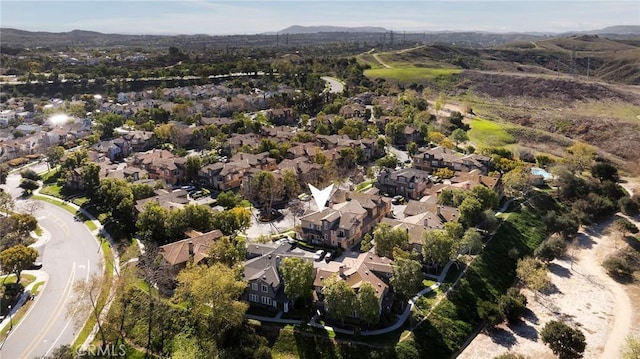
xmin=8 ymin=157 xmax=28 ymax=167
xmin=534 ymin=236 xmax=567 ymax=262
xmin=20 ymin=168 xmax=41 ymax=181
xmin=477 ymin=300 xmax=504 ymax=326
xmin=619 ymin=197 xmax=639 ymax=216
xmin=602 ymin=254 xmax=634 ymax=279
xmin=540 ymin=320 xmax=586 ymax=359
xmin=498 ymin=288 xmax=528 ymax=324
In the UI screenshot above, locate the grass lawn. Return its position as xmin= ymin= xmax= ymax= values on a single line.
xmin=31 ymin=281 xmax=45 ymax=295
xmin=31 ymin=194 xmax=77 ymax=213
xmin=1 ymin=273 xmax=36 ymax=286
xmin=364 ymin=67 xmax=461 ymax=82
xmin=467 ymin=118 xmax=516 ymax=148
xmin=39 ymin=183 xmax=63 ymax=198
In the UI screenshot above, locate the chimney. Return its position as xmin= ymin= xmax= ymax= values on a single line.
xmin=188 ymin=241 xmax=194 ymax=256
xmin=436 ymin=206 xmax=441 ymax=217
xmin=339 ymin=265 xmax=345 ymax=278
xmin=275 ymin=256 xmax=281 ymax=270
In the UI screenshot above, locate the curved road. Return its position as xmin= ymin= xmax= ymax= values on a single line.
xmin=1 ymin=170 xmax=103 ymax=358
xmin=321 ymin=76 xmax=344 ymax=94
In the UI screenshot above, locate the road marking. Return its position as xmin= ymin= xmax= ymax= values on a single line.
xmin=21 ymin=262 xmax=76 ymax=359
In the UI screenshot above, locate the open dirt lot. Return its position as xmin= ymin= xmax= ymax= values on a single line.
xmin=460 ymin=179 xmax=640 ymax=359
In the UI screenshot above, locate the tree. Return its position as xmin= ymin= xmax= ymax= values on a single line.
xmin=279 ymin=257 xmax=314 ymax=304
xmin=450 ymin=128 xmax=469 ymax=146
xmin=357 ymin=282 xmax=380 ymax=326
xmin=0 ymin=164 xmax=8 ymax=184
xmin=534 ymin=236 xmax=567 ymax=262
xmin=434 ymin=167 xmax=455 ymax=179
xmin=136 ymin=202 xmax=169 ymax=243
xmin=390 ymin=258 xmax=423 ymax=299
xmin=174 ymin=263 xmax=248 ymax=340
xmin=471 ymin=185 xmax=499 ymax=210
xmin=95 ymin=113 xmax=125 ymax=139
xmin=498 ymin=287 xmax=528 ymax=324
xmin=182 ymin=204 xmax=215 ymax=233
xmin=459 ymin=196 xmax=483 ymax=227
xmin=422 ymin=229 xmax=455 ymax=269
xmin=460 ymin=228 xmax=484 ymax=255
xmin=477 ymin=300 xmax=504 ymax=326
xmin=0 ymin=244 xmax=38 ymax=282
xmin=566 ymin=140 xmax=595 ymax=169
xmin=281 ymin=168 xmax=300 ymax=200
xmin=591 ymin=162 xmax=619 ymax=182
xmin=131 ymin=183 xmax=156 ymax=200
xmin=373 ymin=223 xmax=409 ymax=258
xmin=185 ymin=155 xmax=202 ymax=182
xmin=97 ymin=178 xmax=134 ymax=226
xmin=322 ymin=274 xmax=356 ymax=323
xmin=82 ymin=163 xmax=101 ymax=198
xmin=20 ymin=168 xmax=41 ymax=181
xmin=613 ymin=218 xmax=639 ymax=238
xmin=208 ymin=236 xmax=245 ymax=268
xmin=516 ymin=257 xmax=551 ymax=293
xmin=622 ymin=335 xmax=640 ymax=359
xmin=211 ymin=207 xmax=251 ymax=236
xmin=502 ymin=166 xmax=532 ymax=197
xmin=216 ymin=191 xmax=243 ymax=209
xmin=250 ymin=171 xmax=282 ymax=216
xmin=540 ymin=320 xmax=586 ymax=359
xmin=69 ymin=273 xmax=108 ymax=346
xmin=407 ymin=142 xmax=418 ymax=157
xmin=19 ymin=178 xmax=39 ymax=194
xmin=0 ymin=191 xmax=14 ymax=215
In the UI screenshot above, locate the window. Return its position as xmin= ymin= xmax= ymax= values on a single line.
xmin=251 ymin=283 xmax=258 ymax=291
xmin=261 ymin=296 xmax=272 ymax=305
xmin=249 ymin=294 xmax=259 ymax=302
xmin=261 ymin=284 xmax=268 ymax=293
xmin=431 ymin=160 xmax=438 ymax=166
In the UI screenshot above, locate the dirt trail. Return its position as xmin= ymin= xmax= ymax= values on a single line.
xmin=372 ymin=53 xmax=391 ymax=68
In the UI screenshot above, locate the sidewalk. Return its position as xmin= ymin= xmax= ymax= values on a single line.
xmin=0 ymin=270 xmax=49 ymax=335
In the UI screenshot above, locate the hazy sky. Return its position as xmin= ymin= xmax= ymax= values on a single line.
xmin=1 ymin=1 xmax=639 ymax=35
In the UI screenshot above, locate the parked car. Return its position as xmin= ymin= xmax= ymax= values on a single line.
xmin=313 ymin=250 xmax=326 ymax=261
xmin=324 ymin=251 xmax=333 ymax=262
xmin=392 ymin=195 xmax=406 ymax=205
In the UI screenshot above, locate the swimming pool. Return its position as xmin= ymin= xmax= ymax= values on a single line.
xmin=531 ymin=167 xmax=553 ymax=180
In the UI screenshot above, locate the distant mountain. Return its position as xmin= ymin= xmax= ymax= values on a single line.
xmin=588 ymin=25 xmax=640 ymax=35
xmin=275 ymin=25 xmax=388 ymax=34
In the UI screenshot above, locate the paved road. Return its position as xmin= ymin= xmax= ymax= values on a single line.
xmin=321 ymin=76 xmax=344 ymax=94
xmin=1 ymin=170 xmax=103 ymax=358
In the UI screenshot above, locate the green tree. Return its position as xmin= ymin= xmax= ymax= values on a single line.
xmin=280 ymin=257 xmax=314 ymax=304
xmin=613 ymin=218 xmax=639 ymax=238
xmin=19 ymin=178 xmax=39 ymax=194
xmin=95 ymin=113 xmax=125 ymax=139
xmin=373 ymin=223 xmax=409 ymax=258
xmin=20 ymin=169 xmax=41 ymax=181
xmin=0 ymin=164 xmax=9 ymax=184
xmin=459 ymin=196 xmax=483 ymax=227
xmin=498 ymin=287 xmax=528 ymax=324
xmin=208 ymin=236 xmax=245 ymax=268
xmin=97 ymin=178 xmax=134 ymax=226
xmin=174 ymin=263 xmax=248 ymax=342
xmin=216 ymin=191 xmax=243 ymax=209
xmin=82 ymin=163 xmax=101 ymax=198
xmin=390 ymin=258 xmax=423 ymax=299
xmin=502 ymin=165 xmax=532 ymax=197
xmin=185 ymin=155 xmax=202 ymax=182
xmin=422 ymin=229 xmax=455 ymax=269
xmin=460 ymin=228 xmax=484 ymax=255
xmin=0 ymin=244 xmax=39 ymax=282
xmin=250 ymin=171 xmax=282 ymax=216
xmin=357 ymin=282 xmax=380 ymax=326
xmin=591 ymin=162 xmax=619 ymax=182
xmin=516 ymin=257 xmax=551 ymax=293
xmin=131 ymin=183 xmax=156 ymax=200
xmin=407 ymin=142 xmax=418 ymax=157
xmin=46 ymin=146 xmax=65 ymax=171
xmin=182 ymin=204 xmax=215 ymax=233
xmin=322 ymin=274 xmax=356 ymax=323
xmin=211 ymin=207 xmax=251 ymax=236
xmin=136 ymin=202 xmax=169 ymax=243
xmin=477 ymin=300 xmax=504 ymax=326
xmin=540 ymin=320 xmax=586 ymax=359
xmin=450 ymin=128 xmax=469 ymax=146
xmin=565 ymin=142 xmax=595 ymax=174
xmin=534 ymin=236 xmax=567 ymax=262
xmin=281 ymin=168 xmax=300 ymax=200
xmin=471 ymin=185 xmax=499 ymax=210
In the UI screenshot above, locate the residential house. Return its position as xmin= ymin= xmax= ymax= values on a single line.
xmin=314 ymin=251 xmax=394 ymax=321
xmin=121 ymin=130 xmax=156 ymax=152
xmin=242 ymin=242 xmax=310 ymax=313
xmin=339 ymin=103 xmax=367 ymax=119
xmin=132 ymin=149 xmax=186 ymax=185
xmin=376 ymin=168 xmax=431 ymax=200
xmin=449 ymin=169 xmax=503 ymax=197
xmin=299 ymin=191 xmax=391 ymax=249
xmin=266 ymin=108 xmax=296 ymax=126
xmin=0 ymin=110 xmax=16 ymax=126
xmin=158 ymin=229 xmax=224 ymax=274
xmin=413 ymin=146 xmax=491 ymax=174
xmin=135 ymin=189 xmax=191 ymax=212
xmin=92 ymin=138 xmax=131 ymax=162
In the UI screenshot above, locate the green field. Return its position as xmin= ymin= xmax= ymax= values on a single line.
xmin=364 ymin=67 xmax=461 ymax=82
xmin=467 ymin=118 xmax=516 ymax=147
